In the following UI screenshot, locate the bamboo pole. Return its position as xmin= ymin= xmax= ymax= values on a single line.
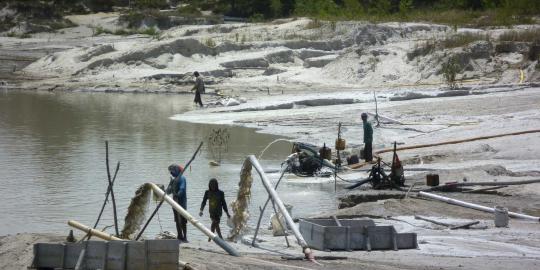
xmin=248 ymin=155 xmax=314 ymax=259
xmin=68 ymin=220 xmax=122 ymax=241
xmin=376 ymin=129 xmax=540 ymax=154
xmin=149 ymin=183 xmax=240 ymax=257
xmin=418 ymin=192 xmax=540 ymax=222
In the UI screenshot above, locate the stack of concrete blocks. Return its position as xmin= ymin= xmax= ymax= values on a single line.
xmin=299 ymin=218 xmax=418 ymax=251
xmin=31 ymin=239 xmax=179 ymax=270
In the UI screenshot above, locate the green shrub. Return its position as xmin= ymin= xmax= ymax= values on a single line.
xmin=134 ymin=0 xmax=168 ymax=9
xmin=6 ymin=32 xmax=31 ymax=38
xmin=441 ymin=56 xmax=461 ymax=89
xmin=177 ymin=5 xmax=202 ymax=16
xmin=440 ymin=33 xmax=490 ymax=49
xmin=305 ymin=19 xmax=323 ymax=29
xmin=114 ymin=28 xmax=133 ymax=35
xmin=119 ymin=10 xmax=146 ymax=28
xmin=249 ymin=13 xmax=266 ymax=22
xmin=498 ymin=29 xmax=540 ymax=43
xmin=139 ymin=27 xmax=160 ymax=37
xmin=205 ymin=38 xmax=216 ymax=47
xmin=294 ymin=0 xmax=340 ymax=18
xmin=93 ymin=26 xmax=114 ymax=36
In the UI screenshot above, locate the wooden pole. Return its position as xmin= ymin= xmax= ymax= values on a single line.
xmin=373 ymin=90 xmax=380 ymax=127
xmin=68 ymin=220 xmax=122 ymax=241
xmin=418 ymin=192 xmax=540 ymax=222
xmin=423 ymin=179 xmax=540 ymax=191
xmin=105 ymin=141 xmax=120 ymax=237
xmin=376 ymin=129 xmax=540 ymax=154
xmin=86 ymin=161 xmax=120 ymax=241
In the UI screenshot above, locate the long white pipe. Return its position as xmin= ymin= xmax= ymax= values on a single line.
xmin=247 ymin=155 xmax=314 ymax=259
xmin=149 ymin=183 xmax=240 ymax=256
xmin=418 ymin=191 xmax=540 ymax=222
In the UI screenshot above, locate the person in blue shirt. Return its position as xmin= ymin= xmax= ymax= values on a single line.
xmin=167 ymin=164 xmax=188 ymax=242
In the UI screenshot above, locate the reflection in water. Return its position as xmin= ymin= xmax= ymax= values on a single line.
xmin=0 ymin=91 xmax=337 ymax=240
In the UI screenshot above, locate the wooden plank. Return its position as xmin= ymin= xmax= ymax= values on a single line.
xmin=450 ymin=221 xmax=480 ymax=230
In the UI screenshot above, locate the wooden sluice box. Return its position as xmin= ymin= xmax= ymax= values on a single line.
xmin=299 ymin=218 xmax=418 ymax=251
xmin=31 ymin=239 xmax=179 ymax=270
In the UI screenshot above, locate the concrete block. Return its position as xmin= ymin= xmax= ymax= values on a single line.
xmin=33 ymin=243 xmax=65 ymax=269
xmin=32 ymin=240 xmax=180 ymax=270
xmin=146 ymin=239 xmax=179 ymax=270
xmin=299 ymin=218 xmax=417 ymax=251
xmin=126 ymin=241 xmax=146 ymax=270
xmin=107 ymin=241 xmax=127 ymax=270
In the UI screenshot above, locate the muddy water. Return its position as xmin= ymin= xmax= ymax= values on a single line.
xmin=0 ymin=91 xmax=337 ymax=240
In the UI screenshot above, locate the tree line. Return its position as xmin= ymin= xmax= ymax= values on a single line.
xmin=191 ymin=0 xmax=539 ymax=19
xmin=3 ymin=0 xmax=539 ymax=23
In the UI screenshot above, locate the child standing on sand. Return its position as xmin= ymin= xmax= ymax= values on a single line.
xmin=199 ymin=178 xmax=230 ymax=240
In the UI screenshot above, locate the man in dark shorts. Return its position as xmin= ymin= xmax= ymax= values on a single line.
xmin=167 ymin=164 xmax=188 ymax=242
xmin=199 ymin=178 xmax=230 ymax=240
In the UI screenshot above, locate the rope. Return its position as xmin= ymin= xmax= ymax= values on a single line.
xmin=156 ymin=201 xmax=164 ymax=234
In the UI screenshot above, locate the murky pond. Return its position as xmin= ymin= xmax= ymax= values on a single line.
xmin=0 ymin=91 xmax=337 ymax=241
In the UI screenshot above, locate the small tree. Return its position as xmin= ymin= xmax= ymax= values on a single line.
xmin=441 ymin=56 xmax=460 ymax=89
xmin=207 ymin=128 xmax=230 ymax=164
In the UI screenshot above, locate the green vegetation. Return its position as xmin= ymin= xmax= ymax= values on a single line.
xmin=181 ymin=0 xmax=540 ymax=26
xmin=409 ymin=32 xmax=490 ymax=60
xmin=441 ymin=56 xmax=461 ymax=89
xmin=305 ymin=19 xmax=323 ymax=29
xmin=498 ymin=29 xmax=540 ymax=43
xmin=6 ymin=32 xmax=32 ymax=39
xmin=441 ymin=33 xmax=490 ymax=49
xmin=177 ymin=5 xmax=202 ymax=16
xmin=93 ymin=26 xmax=160 ymax=38
xmin=205 ymin=38 xmax=217 ymax=47
xmin=133 ymin=0 xmax=168 ymax=9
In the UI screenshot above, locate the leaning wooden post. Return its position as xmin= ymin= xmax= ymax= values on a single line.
xmin=149 ymin=183 xmax=240 ymax=256
xmin=248 ymin=155 xmax=314 ymax=260
xmin=86 ymin=161 xmax=120 ymax=241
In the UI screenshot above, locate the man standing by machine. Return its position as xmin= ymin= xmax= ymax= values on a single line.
xmin=361 ymin=112 xmax=373 ymax=162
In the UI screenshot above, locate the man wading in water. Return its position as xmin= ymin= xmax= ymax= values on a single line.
xmin=191 ymin=71 xmax=205 ymax=107
xmin=199 ymin=178 xmax=230 ymax=241
xmin=167 ymin=164 xmax=188 ymax=242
